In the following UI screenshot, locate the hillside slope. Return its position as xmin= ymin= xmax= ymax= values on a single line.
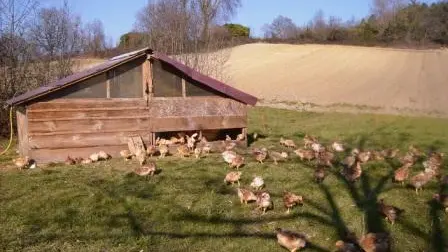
xmin=224 ymin=43 xmax=448 ymax=116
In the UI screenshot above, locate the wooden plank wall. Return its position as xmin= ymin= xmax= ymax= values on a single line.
xmin=148 ymin=97 xmax=247 ymax=132
xmin=24 ymin=97 xmax=247 ymax=163
xmin=26 ymin=99 xmax=150 ymax=163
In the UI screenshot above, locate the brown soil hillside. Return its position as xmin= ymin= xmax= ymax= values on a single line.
xmin=224 ymin=43 xmax=448 ymax=116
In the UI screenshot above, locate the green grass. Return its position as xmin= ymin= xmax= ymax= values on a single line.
xmin=1 ymin=107 xmax=448 ymax=252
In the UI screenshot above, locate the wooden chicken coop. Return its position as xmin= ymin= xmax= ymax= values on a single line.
xmin=6 ymin=48 xmax=257 ymax=163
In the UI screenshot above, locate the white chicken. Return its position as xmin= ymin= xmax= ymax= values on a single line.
xmin=332 ymin=141 xmax=345 ymax=152
xmin=186 ymin=133 xmax=199 ymax=151
xmin=256 ymin=191 xmax=273 ymax=214
xmin=312 ymin=142 xmax=325 ymax=153
xmin=222 ymin=150 xmax=237 ymax=165
xmin=89 ymin=153 xmax=100 ymax=162
xmin=97 ymin=151 xmax=110 ymax=160
xmin=250 ymin=176 xmax=265 ymax=190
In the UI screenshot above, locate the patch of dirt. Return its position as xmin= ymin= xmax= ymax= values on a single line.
xmin=225 ymin=43 xmax=448 ymax=117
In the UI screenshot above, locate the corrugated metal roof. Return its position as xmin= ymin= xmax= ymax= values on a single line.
xmin=6 ymin=48 xmax=257 ymax=106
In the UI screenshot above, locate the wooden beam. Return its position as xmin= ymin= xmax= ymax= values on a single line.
xmin=28 ymin=117 xmax=150 ymax=134
xmin=181 ymin=78 xmax=186 ymax=98
xmin=28 ymin=98 xmax=146 ymax=110
xmin=29 ymin=115 xmax=150 ymax=122
xmin=106 ymin=78 xmax=111 ymax=98
xmin=142 ymin=58 xmax=150 ymax=102
xmin=149 ymin=115 xmax=247 ymax=132
xmin=16 ymin=110 xmax=29 ymax=156
xmin=148 ymin=58 xmax=154 ymax=99
xmin=148 ymin=97 xmax=247 ymax=118
xmin=29 ymin=131 xmax=151 ymax=149
xmin=28 ymin=107 xmax=148 ymax=120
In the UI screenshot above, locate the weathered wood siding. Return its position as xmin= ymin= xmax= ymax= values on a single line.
xmin=23 ymin=97 xmax=247 ymax=163
xmin=148 ymin=97 xmax=247 ymax=131
xmin=26 ymin=99 xmax=150 ymax=163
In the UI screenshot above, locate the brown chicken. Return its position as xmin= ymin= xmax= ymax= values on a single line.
xmin=381 ymin=148 xmax=400 ymax=158
xmin=294 ymin=148 xmax=315 ymax=162
xmin=135 ymin=149 xmax=146 ymax=165
xmin=317 ymin=150 xmax=335 ymax=167
xmin=357 ymin=151 xmax=371 ymax=163
xmin=158 ymin=144 xmax=169 ymax=158
xmin=342 ymin=155 xmax=356 ymax=168
xmin=371 ymin=150 xmax=385 ymax=161
xmin=335 ymin=240 xmax=361 ymax=252
xmin=394 ymin=162 xmax=413 ymax=186
xmin=283 ymin=191 xmax=304 ymax=213
xmin=408 ymin=145 xmax=424 ymax=157
xmin=314 ymin=166 xmax=326 ymax=183
xmin=13 ymin=156 xmax=30 ymax=170
xmin=423 ymin=152 xmax=444 ymax=174
xmin=194 ymin=147 xmax=202 ymax=159
xmin=280 ymin=137 xmax=297 ymax=148
xmin=303 ymin=134 xmax=317 ymax=148
xmin=359 ymin=233 xmax=390 ymax=252
xmin=236 ymin=188 xmax=257 ymax=204
xmin=275 ymin=228 xmax=307 ymax=252
xmin=224 ymin=171 xmax=242 ymax=186
xmin=410 ymin=170 xmax=436 ymax=194
xmin=270 ymin=151 xmax=288 ymax=165
xmin=399 ymin=152 xmax=416 ymax=166
xmin=65 ymin=156 xmax=76 ymax=165
xmin=230 ymin=155 xmax=245 ymax=170
xmin=342 ymin=161 xmax=362 ymax=182
xmin=146 ymin=145 xmax=158 ymax=157
xmin=377 ymin=199 xmax=404 ymax=225
xmin=120 ymin=149 xmax=133 ymax=161
xmin=177 ymin=144 xmax=190 ymax=158
xmin=253 ymin=148 xmax=268 ymax=164
xmin=134 ymin=162 xmax=157 ymax=179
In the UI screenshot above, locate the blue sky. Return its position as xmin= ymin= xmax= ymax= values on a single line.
xmin=41 ymin=0 xmax=436 ymax=44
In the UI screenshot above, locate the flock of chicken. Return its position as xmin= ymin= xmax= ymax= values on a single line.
xmin=10 ymin=131 xmax=448 ymax=252
xmin=216 ymin=134 xmax=448 ymax=251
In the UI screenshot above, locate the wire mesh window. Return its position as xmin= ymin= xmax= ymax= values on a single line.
xmin=52 ymin=73 xmax=108 ymax=99
xmin=109 ymin=57 xmax=144 ymax=98
xmin=185 ymin=78 xmax=221 ymax=97
xmin=152 ymin=59 xmax=182 ymax=97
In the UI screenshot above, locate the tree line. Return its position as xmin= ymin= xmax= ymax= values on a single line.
xmin=262 ymin=0 xmax=448 ymax=47
xmin=0 ymin=0 xmax=109 ymax=136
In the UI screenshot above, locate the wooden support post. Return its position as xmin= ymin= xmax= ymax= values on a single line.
xmin=242 ymin=127 xmax=248 ymax=147
xmin=143 ymin=58 xmax=152 ymax=105
xmin=106 ymin=79 xmax=111 ymax=98
xmin=181 ymin=78 xmax=186 ymax=98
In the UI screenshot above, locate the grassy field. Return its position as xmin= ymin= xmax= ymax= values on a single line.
xmin=1 ymin=107 xmax=448 ymax=252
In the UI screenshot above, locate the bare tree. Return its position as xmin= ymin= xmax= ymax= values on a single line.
xmin=0 ymin=0 xmax=38 ymax=136
xmin=135 ymin=0 xmax=238 ymax=81
xmin=194 ymin=0 xmax=241 ymax=42
xmin=262 ymin=15 xmax=298 ymax=39
xmin=311 ymin=9 xmax=327 ymax=41
xmin=30 ymin=1 xmax=83 ymax=82
xmin=371 ymin=0 xmax=406 ymax=24
xmin=84 ymin=19 xmax=106 ymax=56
